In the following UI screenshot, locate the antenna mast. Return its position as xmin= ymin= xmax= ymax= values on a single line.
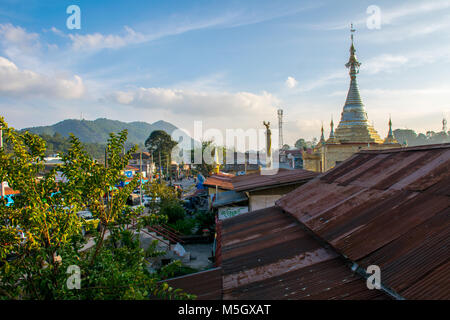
xmin=277 ymin=109 xmax=283 ymax=149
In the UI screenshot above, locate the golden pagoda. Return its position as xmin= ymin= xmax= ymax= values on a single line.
xmin=303 ymin=25 xmax=402 ymax=173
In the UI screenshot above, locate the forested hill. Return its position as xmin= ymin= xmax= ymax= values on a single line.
xmin=22 ymin=118 xmax=189 ymax=145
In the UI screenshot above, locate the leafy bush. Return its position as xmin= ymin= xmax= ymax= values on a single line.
xmin=193 ymin=211 xmax=215 ymax=234
xmin=159 ymin=260 xmax=198 ymax=280
xmin=170 ymin=219 xmax=196 ymax=235
xmin=160 ymin=200 xmax=185 ymax=224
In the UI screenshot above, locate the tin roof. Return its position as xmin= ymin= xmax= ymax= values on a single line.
xmin=232 ymin=168 xmax=318 ymax=192
xmin=211 ymin=190 xmax=248 ymax=208
xmin=203 ymin=172 xmax=235 ymax=190
xmin=125 ymin=165 xmax=140 ymax=171
xmin=160 ymin=267 xmax=223 ymax=300
xmin=277 ymin=143 xmax=450 ymax=299
xmin=220 ymin=206 xmax=389 ymax=300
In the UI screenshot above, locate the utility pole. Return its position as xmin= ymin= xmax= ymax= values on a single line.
xmin=150 ymin=153 xmax=154 ymax=183
xmin=158 ymin=151 xmax=162 ymax=183
xmin=139 ymin=150 xmax=143 ymax=206
xmin=166 ymin=157 xmax=169 ymax=184
xmin=0 ymin=125 xmax=4 ymax=200
xmin=105 ymin=147 xmax=110 ymax=205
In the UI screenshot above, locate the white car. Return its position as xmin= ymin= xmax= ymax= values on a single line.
xmin=142 ymin=196 xmax=160 ymax=207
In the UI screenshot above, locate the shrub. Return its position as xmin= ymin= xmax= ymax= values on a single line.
xmin=194 ymin=210 xmax=215 ymax=234
xmin=160 ymin=199 xmax=185 ymax=224
xmin=170 ymin=219 xmax=196 ymax=235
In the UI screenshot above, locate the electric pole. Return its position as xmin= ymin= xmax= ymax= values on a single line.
xmin=150 ymin=153 xmax=154 ymax=183
xmin=0 ymin=125 xmax=4 ymax=200
xmin=158 ymin=151 xmax=162 ymax=183
xmin=139 ymin=150 xmax=143 ymax=206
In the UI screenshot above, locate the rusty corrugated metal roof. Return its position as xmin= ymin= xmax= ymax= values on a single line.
xmin=276 ymin=143 xmax=450 ymax=300
xmin=220 ymin=206 xmax=389 ymax=300
xmin=203 ymin=172 xmax=235 ymax=190
xmin=232 ymin=168 xmax=318 ymax=192
xmin=161 ymin=267 xmax=223 ymax=300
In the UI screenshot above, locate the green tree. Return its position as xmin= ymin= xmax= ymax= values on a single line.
xmin=191 ymin=140 xmax=218 ymax=177
xmin=145 ymin=130 xmax=178 ymax=168
xmin=294 ymin=138 xmax=307 ymax=150
xmin=0 ymin=117 xmax=193 ymax=300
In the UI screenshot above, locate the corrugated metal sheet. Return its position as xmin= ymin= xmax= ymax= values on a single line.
xmin=220 ymin=206 xmax=390 ymax=300
xmin=161 ymin=267 xmax=223 ymax=300
xmin=203 ymin=172 xmax=235 ymax=190
xmin=277 ymin=143 xmax=450 ymax=300
xmin=232 ymin=168 xmax=318 ymax=192
xmin=211 ymin=190 xmax=248 ymax=208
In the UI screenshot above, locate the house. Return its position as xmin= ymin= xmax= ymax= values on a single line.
xmin=221 ymin=151 xmax=263 ymax=175
xmin=129 ymin=152 xmax=155 ymax=179
xmin=203 ymin=172 xmax=235 ymax=194
xmin=232 ymin=168 xmax=318 ymax=211
xmin=161 ymin=143 xmax=450 ymax=300
xmin=279 ymin=149 xmax=303 ymax=169
xmin=122 ymin=165 xmax=140 ymax=178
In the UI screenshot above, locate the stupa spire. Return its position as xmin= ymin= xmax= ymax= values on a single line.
xmin=384 ymin=116 xmax=398 ymax=144
xmin=320 ymin=123 xmax=325 ymax=145
xmin=334 ymin=24 xmax=383 ymax=144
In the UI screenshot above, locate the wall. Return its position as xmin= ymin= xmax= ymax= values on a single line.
xmin=248 ymin=184 xmax=301 ymax=211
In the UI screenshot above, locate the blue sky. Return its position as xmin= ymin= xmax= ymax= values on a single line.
xmin=0 ymin=0 xmax=449 ymax=145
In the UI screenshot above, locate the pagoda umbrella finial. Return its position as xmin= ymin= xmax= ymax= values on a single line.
xmin=346 ymin=24 xmax=361 ymax=78
xmin=330 ymin=116 xmax=335 ymax=138
xmin=320 ymin=122 xmax=326 ymax=145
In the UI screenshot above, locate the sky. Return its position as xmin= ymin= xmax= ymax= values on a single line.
xmin=0 ymin=0 xmax=449 ymax=146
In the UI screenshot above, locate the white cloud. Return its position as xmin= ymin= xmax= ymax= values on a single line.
xmin=293 ymin=71 xmax=346 ymax=93
xmin=315 ymin=0 xmax=450 ymax=31
xmin=0 ymin=23 xmax=43 ymax=67
xmin=362 ymin=54 xmax=409 ymax=74
xmin=0 ymin=56 xmax=85 ymax=99
xmin=69 ymin=26 xmax=147 ymax=50
xmin=285 ymin=76 xmax=298 ymax=89
xmin=380 ymin=0 xmax=450 ymax=25
xmin=67 ymin=14 xmax=238 ymax=51
xmin=110 ymin=87 xmax=278 ymax=118
xmin=0 ymin=23 xmax=40 ymax=52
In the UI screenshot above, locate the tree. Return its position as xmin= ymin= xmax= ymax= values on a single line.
xmin=190 ymin=140 xmax=218 ymax=177
xmin=145 ymin=130 xmax=178 ymax=179
xmin=0 ymin=117 xmax=193 ymax=300
xmin=145 ymin=131 xmax=178 ymax=164
xmin=295 ymin=138 xmax=307 ymax=150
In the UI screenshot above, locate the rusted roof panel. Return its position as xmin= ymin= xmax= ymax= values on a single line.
xmin=232 ymin=168 xmax=318 ymax=192
xmin=277 ymin=143 xmax=450 ymax=299
xmin=204 ymin=172 xmax=235 ymax=190
xmin=161 ymin=267 xmax=223 ymax=300
xmin=224 ymin=259 xmax=389 ymax=300
xmin=220 ymin=206 xmax=390 ymax=300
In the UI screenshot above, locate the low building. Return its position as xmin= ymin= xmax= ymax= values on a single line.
xmin=232 ymin=168 xmax=318 ymax=211
xmin=279 ymin=149 xmax=303 ymax=169
xmin=203 ymin=172 xmax=235 ymax=195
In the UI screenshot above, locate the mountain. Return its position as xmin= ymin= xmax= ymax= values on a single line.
xmin=22 ymin=118 xmax=196 ymax=147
